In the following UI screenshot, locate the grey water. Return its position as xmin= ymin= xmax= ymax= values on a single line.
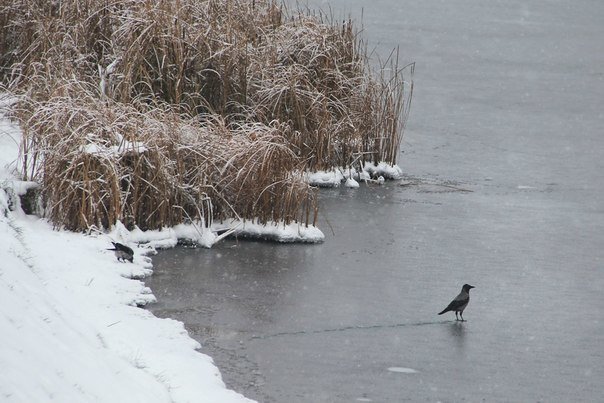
xmin=145 ymin=0 xmax=604 ymax=401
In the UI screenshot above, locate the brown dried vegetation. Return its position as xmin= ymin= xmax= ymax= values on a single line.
xmin=0 ymin=0 xmax=411 ymax=233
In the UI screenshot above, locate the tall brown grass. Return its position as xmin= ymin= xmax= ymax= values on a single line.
xmin=15 ymin=82 xmax=316 ymax=231
xmin=0 ymin=0 xmax=410 ymax=233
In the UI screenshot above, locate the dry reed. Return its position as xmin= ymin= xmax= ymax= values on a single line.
xmin=0 ymin=0 xmax=409 ymax=233
xmin=14 ymin=79 xmax=317 ymax=231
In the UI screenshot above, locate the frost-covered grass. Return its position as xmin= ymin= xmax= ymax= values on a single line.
xmin=10 ymin=92 xmax=318 ymax=232
xmin=0 ymin=0 xmax=412 ymax=234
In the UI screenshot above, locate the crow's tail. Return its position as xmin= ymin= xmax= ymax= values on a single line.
xmin=438 ymin=309 xmax=448 ymax=315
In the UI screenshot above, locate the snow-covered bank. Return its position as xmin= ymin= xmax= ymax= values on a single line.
xmin=108 ymin=216 xmax=325 ymax=250
xmin=1 ymin=121 xmax=253 ymax=402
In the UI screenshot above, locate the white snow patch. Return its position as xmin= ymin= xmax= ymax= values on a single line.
xmin=307 ymin=169 xmax=345 ymax=187
xmin=0 ymin=209 xmax=253 ymax=402
xmin=115 ymin=132 xmax=148 ymax=154
xmin=305 ymin=163 xmax=403 ymax=188
xmin=105 ymin=216 xmax=324 ymax=249
xmin=363 ymin=161 xmax=403 ymax=180
xmin=387 ymin=367 xmax=418 ymax=374
xmin=80 ymin=140 xmax=148 ymax=156
xmin=345 ymin=177 xmax=360 ymax=188
xmin=7 ymin=179 xmax=38 ymax=195
xmin=214 ymin=219 xmax=324 ymax=243
xmin=80 ymin=142 xmax=106 ymax=155
xmin=125 ymin=221 xmax=216 ymax=249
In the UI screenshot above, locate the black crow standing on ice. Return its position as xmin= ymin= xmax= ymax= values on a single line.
xmin=108 ymin=242 xmax=134 ymax=263
xmin=438 ymin=284 xmax=475 ymax=321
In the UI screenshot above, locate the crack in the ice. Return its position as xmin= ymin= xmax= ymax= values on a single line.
xmin=249 ymin=320 xmax=454 ymax=340
xmin=399 ymin=175 xmax=474 ymax=193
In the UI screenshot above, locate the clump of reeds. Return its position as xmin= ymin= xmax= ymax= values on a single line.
xmin=15 ymin=78 xmax=317 ymax=231
xmin=1 ymin=0 xmax=409 ymax=233
xmin=172 ymin=114 xmax=318 ymax=226
xmin=1 ymin=0 xmax=412 ymax=163
xmin=253 ymin=8 xmax=412 ymax=168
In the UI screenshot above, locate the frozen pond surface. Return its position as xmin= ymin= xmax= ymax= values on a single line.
xmin=146 ymin=0 xmax=604 ymax=401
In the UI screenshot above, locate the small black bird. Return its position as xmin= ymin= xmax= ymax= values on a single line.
xmin=438 ymin=284 xmax=475 ymax=321
xmin=108 ymin=242 xmax=134 ymax=263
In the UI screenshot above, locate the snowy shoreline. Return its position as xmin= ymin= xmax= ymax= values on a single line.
xmin=1 ymin=115 xmax=256 ymax=401
xmin=0 ymin=188 xmax=255 ymax=402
